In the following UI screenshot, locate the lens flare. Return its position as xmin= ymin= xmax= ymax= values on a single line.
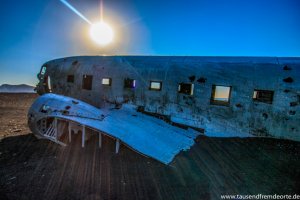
xmin=90 ymin=22 xmax=114 ymax=45
xmin=59 ymin=0 xmax=92 ymax=25
xmin=60 ymin=0 xmax=115 ymax=46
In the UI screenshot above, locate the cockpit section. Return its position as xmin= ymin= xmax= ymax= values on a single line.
xmin=36 ymin=65 xmax=52 ymax=95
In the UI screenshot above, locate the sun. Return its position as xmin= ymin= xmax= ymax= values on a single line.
xmin=90 ymin=22 xmax=114 ymax=46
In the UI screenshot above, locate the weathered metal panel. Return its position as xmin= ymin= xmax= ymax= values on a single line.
xmin=34 ymin=56 xmax=300 ymax=141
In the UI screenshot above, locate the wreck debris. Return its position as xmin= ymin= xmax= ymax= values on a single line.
xmin=29 ymin=56 xmax=300 ymax=162
xmin=28 ymin=94 xmax=200 ymax=164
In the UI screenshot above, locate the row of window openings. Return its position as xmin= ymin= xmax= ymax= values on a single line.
xmin=68 ymin=75 xmax=274 ymax=106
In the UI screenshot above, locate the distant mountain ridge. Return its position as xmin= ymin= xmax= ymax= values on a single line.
xmin=0 ymin=84 xmax=35 ymax=93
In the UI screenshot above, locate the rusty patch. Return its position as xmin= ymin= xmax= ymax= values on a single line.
xmin=289 ymin=111 xmax=296 ymax=115
xmin=283 ymin=65 xmax=292 ymax=70
xmin=197 ymin=77 xmax=207 ymax=83
xmin=283 ymin=77 xmax=294 ymax=83
xmin=262 ymin=113 xmax=268 ymax=119
xmin=290 ymin=102 xmax=298 ymax=107
xmin=189 ymin=75 xmax=196 ymax=82
xmin=235 ymin=103 xmax=242 ymax=108
xmin=62 ymin=110 xmax=69 ymax=115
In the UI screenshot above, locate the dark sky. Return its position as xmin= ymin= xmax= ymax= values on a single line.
xmin=0 ymin=0 xmax=300 ymax=85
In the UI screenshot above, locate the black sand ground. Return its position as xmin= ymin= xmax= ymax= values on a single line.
xmin=0 ymin=93 xmax=38 ymax=138
xmin=0 ymin=94 xmax=300 ymax=200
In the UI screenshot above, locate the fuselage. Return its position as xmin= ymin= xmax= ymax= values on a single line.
xmin=36 ymin=56 xmax=300 ymax=141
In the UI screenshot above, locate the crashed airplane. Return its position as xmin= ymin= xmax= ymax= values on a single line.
xmin=28 ymin=56 xmax=300 ymax=164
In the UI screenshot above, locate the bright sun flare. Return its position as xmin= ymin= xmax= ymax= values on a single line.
xmin=90 ymin=22 xmax=114 ymax=45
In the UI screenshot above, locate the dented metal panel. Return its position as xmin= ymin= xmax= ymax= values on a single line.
xmin=28 ymin=93 xmax=199 ymax=164
xmin=33 ymin=56 xmax=300 ymax=141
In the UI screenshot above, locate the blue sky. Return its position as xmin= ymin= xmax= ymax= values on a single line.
xmin=0 ymin=0 xmax=299 ymax=85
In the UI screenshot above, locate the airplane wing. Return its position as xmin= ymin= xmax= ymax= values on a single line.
xmin=28 ymin=93 xmax=200 ymax=164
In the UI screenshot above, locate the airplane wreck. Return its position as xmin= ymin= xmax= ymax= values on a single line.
xmin=28 ymin=56 xmax=300 ymax=164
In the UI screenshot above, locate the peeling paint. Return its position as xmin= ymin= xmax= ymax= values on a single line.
xmin=32 ymin=56 xmax=300 ymax=141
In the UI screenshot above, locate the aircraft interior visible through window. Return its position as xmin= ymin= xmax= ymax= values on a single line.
xmin=74 ymin=75 xmax=277 ymax=106
xmin=178 ymin=83 xmax=194 ymax=95
xmin=149 ymin=81 xmax=162 ymax=91
xmin=211 ymin=85 xmax=231 ymax=106
xmin=124 ymin=78 xmax=136 ymax=88
xmin=253 ymin=89 xmax=274 ymax=104
xmin=82 ymin=75 xmax=93 ymax=90
xmin=67 ymin=75 xmax=74 ymax=83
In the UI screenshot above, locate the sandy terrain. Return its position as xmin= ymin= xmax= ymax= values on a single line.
xmin=0 ymin=93 xmax=38 ymax=138
xmin=0 ymin=93 xmax=300 ymax=200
